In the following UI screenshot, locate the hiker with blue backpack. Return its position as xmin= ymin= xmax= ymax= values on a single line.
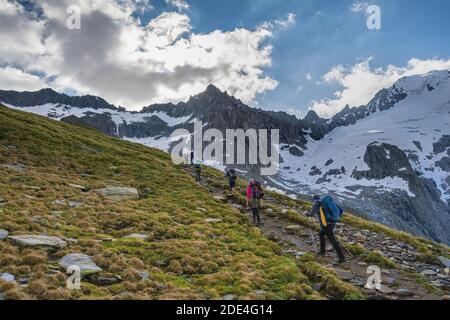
xmin=304 ymin=195 xmax=346 ymax=263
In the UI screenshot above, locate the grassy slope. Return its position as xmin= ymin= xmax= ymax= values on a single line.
xmin=0 ymin=105 xmax=448 ymax=300
xmin=0 ymin=105 xmax=318 ymax=300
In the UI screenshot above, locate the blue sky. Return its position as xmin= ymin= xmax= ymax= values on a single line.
xmin=2 ymin=0 xmax=450 ymax=116
xmin=161 ymin=0 xmax=450 ymax=115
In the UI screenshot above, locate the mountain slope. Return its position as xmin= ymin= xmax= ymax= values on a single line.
xmin=0 ymin=105 xmax=319 ymax=300
xmin=1 ymin=106 xmax=449 ymax=300
xmin=1 ymin=71 xmax=449 ymax=245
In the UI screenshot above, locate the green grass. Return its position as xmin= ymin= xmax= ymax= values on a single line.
xmin=0 ymin=105 xmax=322 ymax=300
xmin=1 ymin=105 xmax=447 ymax=300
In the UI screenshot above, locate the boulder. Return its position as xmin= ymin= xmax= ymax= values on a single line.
xmin=68 ymin=201 xmax=83 ymax=208
xmin=1 ymin=163 xmax=27 ymax=172
xmin=93 ymin=186 xmax=139 ymax=202
xmin=9 ymin=235 xmax=67 ymax=248
xmin=283 ymin=225 xmax=301 ymax=234
xmin=421 ymin=270 xmax=437 ymax=277
xmin=437 ymin=256 xmax=450 ymax=269
xmin=122 ymin=233 xmax=149 ymax=240
xmin=333 ymin=269 xmax=354 ymax=281
xmin=0 ymin=273 xmax=15 ymax=283
xmin=394 ymin=289 xmax=414 ymax=297
xmin=138 ymin=271 xmax=150 ymax=281
xmin=377 ymin=285 xmax=394 ymax=294
xmin=222 ymin=294 xmax=236 ymax=300
xmin=384 ymin=277 xmax=397 ymax=286
xmin=68 ymin=184 xmax=87 ymax=191
xmin=95 ymin=276 xmax=122 ymax=286
xmin=0 ymin=229 xmax=8 ymax=240
xmin=213 ymin=195 xmax=227 ymax=203
xmin=59 ymin=253 xmax=102 ymax=275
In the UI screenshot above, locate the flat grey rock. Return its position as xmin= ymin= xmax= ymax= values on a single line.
xmin=394 ymin=289 xmax=414 ymax=297
xmin=93 ymin=186 xmax=139 ymax=201
xmin=0 ymin=273 xmax=15 ymax=283
xmin=1 ymin=163 xmax=27 ymax=172
xmin=421 ymin=269 xmax=437 ymax=276
xmin=0 ymin=229 xmax=8 ymax=240
xmin=437 ymin=256 xmax=450 ymax=269
xmin=204 ymin=218 xmax=223 ymax=224
xmin=222 ymin=294 xmax=236 ymax=300
xmin=377 ymin=285 xmax=394 ymax=294
xmin=9 ymin=235 xmax=67 ymax=248
xmin=68 ymin=201 xmax=83 ymax=208
xmin=384 ymin=277 xmax=397 ymax=285
xmin=68 ymin=184 xmax=87 ymax=191
xmin=138 ymin=271 xmax=150 ymax=280
xmin=283 ymin=225 xmax=301 ymax=234
xmin=59 ymin=253 xmax=102 ymax=275
xmin=122 ymin=233 xmax=149 ymax=240
xmin=334 ymin=269 xmax=354 ymax=281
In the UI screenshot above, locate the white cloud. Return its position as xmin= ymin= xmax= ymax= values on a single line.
xmin=350 ymin=2 xmax=369 ymax=13
xmin=0 ymin=0 xmax=290 ymax=110
xmin=310 ymin=57 xmax=450 ymax=118
xmin=260 ymin=13 xmax=296 ymax=31
xmin=165 ymin=0 xmax=189 ymax=11
xmin=305 ymin=72 xmax=312 ymax=81
xmin=0 ymin=67 xmax=48 ymax=91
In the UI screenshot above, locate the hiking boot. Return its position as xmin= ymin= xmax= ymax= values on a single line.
xmin=338 ymin=258 xmax=347 ymax=264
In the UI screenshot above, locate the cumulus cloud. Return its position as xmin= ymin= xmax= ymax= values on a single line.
xmin=165 ymin=0 xmax=189 ymax=11
xmin=0 ymin=0 xmax=289 ymax=110
xmin=310 ymin=57 xmax=450 ymax=118
xmin=0 ymin=67 xmax=48 ymax=91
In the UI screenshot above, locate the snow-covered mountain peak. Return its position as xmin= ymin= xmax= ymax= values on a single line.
xmin=393 ymin=69 xmax=450 ymax=96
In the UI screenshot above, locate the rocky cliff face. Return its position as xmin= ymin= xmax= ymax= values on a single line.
xmin=2 ymin=70 xmax=450 ymax=244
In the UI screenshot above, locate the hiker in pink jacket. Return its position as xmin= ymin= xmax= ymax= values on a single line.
xmin=246 ymin=178 xmax=255 ymax=208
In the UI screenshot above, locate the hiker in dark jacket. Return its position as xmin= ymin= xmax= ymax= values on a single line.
xmin=247 ymin=180 xmax=264 ymax=225
xmin=194 ymin=160 xmax=202 ymax=181
xmin=305 ymin=195 xmax=346 ymax=263
xmin=224 ymin=168 xmax=237 ymax=191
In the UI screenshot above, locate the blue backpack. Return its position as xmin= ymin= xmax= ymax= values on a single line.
xmin=321 ymin=196 xmax=344 ymax=223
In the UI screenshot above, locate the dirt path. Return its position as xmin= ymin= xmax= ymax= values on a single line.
xmin=186 ymin=167 xmax=448 ymax=300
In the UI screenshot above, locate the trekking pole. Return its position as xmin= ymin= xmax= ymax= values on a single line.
xmin=336 ymin=224 xmax=355 ymax=258
xmin=306 ymin=216 xmax=318 ymax=255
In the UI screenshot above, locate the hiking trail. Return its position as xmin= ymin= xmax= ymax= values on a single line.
xmin=185 ymin=166 xmax=450 ymax=300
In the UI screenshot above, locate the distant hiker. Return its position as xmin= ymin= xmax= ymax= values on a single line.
xmin=224 ymin=168 xmax=237 ymax=191
xmin=304 ymin=195 xmax=346 ymax=263
xmin=190 ymin=151 xmax=194 ymax=165
xmin=247 ymin=179 xmax=264 ymax=225
xmin=194 ymin=160 xmax=202 ymax=181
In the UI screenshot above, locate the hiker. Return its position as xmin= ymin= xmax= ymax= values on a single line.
xmin=224 ymin=168 xmax=237 ymax=192
xmin=304 ymin=195 xmax=346 ymax=263
xmin=190 ymin=151 xmax=194 ymax=165
xmin=246 ymin=179 xmax=264 ymax=225
xmin=194 ymin=159 xmax=202 ymax=181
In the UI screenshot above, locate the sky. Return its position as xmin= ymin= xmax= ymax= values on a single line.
xmin=1 ymin=0 xmax=450 ymax=118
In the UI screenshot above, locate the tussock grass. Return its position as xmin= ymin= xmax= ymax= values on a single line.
xmin=0 ymin=105 xmax=319 ymax=300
